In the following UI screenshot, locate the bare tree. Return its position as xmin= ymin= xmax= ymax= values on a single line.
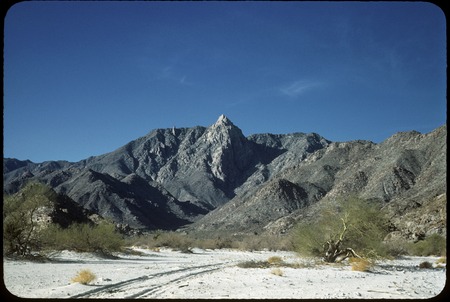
xmin=323 ymin=216 xmax=361 ymax=262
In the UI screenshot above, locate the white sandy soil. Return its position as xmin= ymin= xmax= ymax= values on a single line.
xmin=3 ymin=248 xmax=447 ymax=299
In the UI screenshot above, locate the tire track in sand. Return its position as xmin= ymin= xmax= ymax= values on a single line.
xmin=125 ymin=265 xmax=224 ymax=298
xmin=69 ymin=262 xmax=229 ymax=298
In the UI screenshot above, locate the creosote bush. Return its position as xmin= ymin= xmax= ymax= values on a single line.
xmin=71 ymin=269 xmax=96 ymax=285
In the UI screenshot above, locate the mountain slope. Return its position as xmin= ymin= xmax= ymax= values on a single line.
xmin=190 ymin=125 xmax=446 ymax=239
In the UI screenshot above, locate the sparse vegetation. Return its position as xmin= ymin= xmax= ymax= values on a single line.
xmin=3 ymin=183 xmax=125 ymax=258
xmin=4 ymin=182 xmax=444 ymax=264
xmin=237 ymin=255 xmax=299 ymax=269
xmin=436 ymin=256 xmax=446 ymax=266
xmin=71 ymin=269 xmax=96 ymax=285
xmin=237 ymin=260 xmax=272 ymax=269
xmin=127 ymin=231 xmax=294 ymax=252
xmin=408 ymin=234 xmax=446 ymax=256
xmin=40 ymin=220 xmax=124 ymax=255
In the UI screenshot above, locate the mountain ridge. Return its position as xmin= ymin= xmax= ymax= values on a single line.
xmin=3 ymin=117 xmax=446 ymax=239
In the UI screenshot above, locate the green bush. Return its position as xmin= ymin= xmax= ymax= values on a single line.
xmin=40 ymin=221 xmax=124 ymax=254
xmin=3 ymin=182 xmax=53 ymax=256
xmin=409 ymin=234 xmax=446 ymax=256
xmin=155 ymin=231 xmax=194 ymax=251
xmin=293 ymin=196 xmax=389 ymax=260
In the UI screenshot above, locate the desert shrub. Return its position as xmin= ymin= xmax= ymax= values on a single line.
xmin=267 ymin=256 xmax=284 ymax=265
xmin=271 ymin=268 xmax=284 ymax=276
xmin=238 ymin=259 xmax=300 ymax=269
xmin=293 ymin=196 xmax=389 ymax=261
xmin=237 ymin=260 xmax=272 ymax=268
xmin=419 ymin=261 xmax=433 ymax=269
xmin=435 ymin=257 xmax=446 ymax=268
xmin=292 ymin=220 xmax=324 ymax=257
xmin=349 ymin=257 xmax=373 ymax=272
xmin=409 ymin=234 xmax=446 ymax=256
xmin=199 ymin=238 xmax=229 ymax=250
xmin=71 ymin=269 xmax=96 ymax=285
xmin=128 ymin=230 xmax=295 ymax=253
xmin=232 ymin=235 xmax=264 ymax=251
xmin=40 ymin=221 xmax=124 ymax=254
xmin=383 ymin=238 xmax=410 ymax=257
xmin=154 ymin=232 xmax=195 ymax=251
xmin=191 ymin=235 xmax=234 ymax=250
xmin=211 ymin=237 xmax=234 ymax=249
xmin=125 ymin=231 xmax=192 ymax=251
xmin=3 ymin=182 xmax=53 ymax=256
xmin=3 ymin=183 xmax=125 ymax=257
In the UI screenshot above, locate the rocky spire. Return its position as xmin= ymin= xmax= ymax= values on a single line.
xmin=207 ymin=114 xmax=243 ymax=143
xmin=214 ymin=114 xmax=234 ymax=127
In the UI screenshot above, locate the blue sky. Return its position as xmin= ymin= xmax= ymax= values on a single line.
xmin=4 ymin=1 xmax=446 ymax=162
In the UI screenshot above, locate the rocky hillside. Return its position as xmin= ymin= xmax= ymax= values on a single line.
xmin=3 ymin=115 xmax=329 ymax=230
xmin=190 ymin=125 xmax=446 ymax=241
xmin=3 ymin=116 xmax=446 ymax=239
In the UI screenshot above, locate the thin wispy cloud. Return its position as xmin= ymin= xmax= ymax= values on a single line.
xmin=159 ymin=65 xmax=173 ymax=79
xmin=280 ymin=80 xmax=321 ymax=98
xmin=152 ymin=63 xmax=193 ymax=86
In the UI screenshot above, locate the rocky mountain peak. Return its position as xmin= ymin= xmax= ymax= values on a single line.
xmin=215 ymin=114 xmax=233 ymax=126
xmin=205 ymin=115 xmax=244 ymax=145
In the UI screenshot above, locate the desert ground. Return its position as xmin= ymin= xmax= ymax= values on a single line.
xmin=3 ymin=247 xmax=446 ymax=299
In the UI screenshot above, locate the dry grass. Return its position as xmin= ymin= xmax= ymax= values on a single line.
xmin=71 ymin=269 xmax=96 ymax=285
xmin=270 ymin=267 xmax=284 ymax=276
xmin=267 ymin=256 xmax=284 ymax=265
xmin=349 ymin=257 xmax=373 ymax=272
xmin=237 ymin=260 xmax=271 ymax=268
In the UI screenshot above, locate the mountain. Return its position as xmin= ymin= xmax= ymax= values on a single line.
xmin=3 ymin=115 xmax=329 ymax=230
xmin=3 ymin=116 xmax=446 ymax=240
xmin=189 ymin=125 xmax=446 ymax=241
